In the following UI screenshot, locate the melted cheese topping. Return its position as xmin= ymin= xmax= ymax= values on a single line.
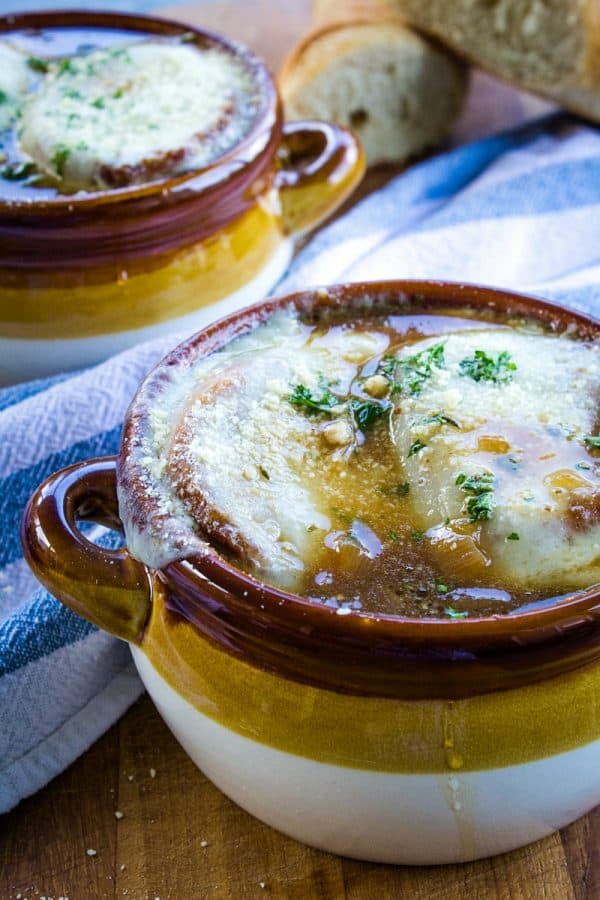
xmin=120 ymin=308 xmax=600 ymax=613
xmin=393 ymin=329 xmax=600 ymax=589
xmin=18 ymin=40 xmax=259 ymax=191
xmin=0 ymin=42 xmax=31 ymax=132
xmin=121 ymin=312 xmax=387 ymax=582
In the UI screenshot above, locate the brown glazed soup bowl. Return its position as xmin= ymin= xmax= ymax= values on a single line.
xmin=21 ymin=281 xmax=600 ymax=864
xmin=0 ymin=9 xmax=363 ymax=384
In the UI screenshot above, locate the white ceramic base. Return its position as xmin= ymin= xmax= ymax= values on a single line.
xmin=132 ymin=647 xmax=600 ymax=865
xmin=0 ymin=239 xmax=293 ymax=385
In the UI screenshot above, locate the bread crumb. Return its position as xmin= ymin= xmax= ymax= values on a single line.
xmin=86 ymin=848 xmax=97 ymax=857
xmin=200 ymin=840 xmax=209 ymax=848
xmin=362 ymin=374 xmax=389 ymax=398
xmin=114 ymin=811 xmax=124 ymax=820
xmin=120 ymin=865 xmax=126 ymax=872
xmin=127 ymin=775 xmax=134 ymax=782
xmin=321 ymin=418 xmax=353 ymax=447
xmin=150 ymin=768 xmax=157 ymax=779
xmin=259 ymin=882 xmax=266 ymax=889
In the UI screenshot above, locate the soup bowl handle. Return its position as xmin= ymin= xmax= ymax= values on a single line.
xmin=275 ymin=120 xmax=365 ymax=236
xmin=21 ymin=456 xmax=151 ymax=644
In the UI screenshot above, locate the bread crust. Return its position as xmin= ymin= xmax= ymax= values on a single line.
xmin=387 ymin=0 xmax=600 ymax=122
xmin=279 ymin=18 xmax=468 ymax=166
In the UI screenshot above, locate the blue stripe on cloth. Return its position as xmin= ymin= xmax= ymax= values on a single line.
xmin=0 ymin=590 xmax=95 ymax=676
xmin=374 ymin=114 xmax=574 ymax=205
xmin=279 ymin=114 xmax=582 ymax=293
xmin=0 ymin=424 xmax=122 ymax=569
xmin=410 ymin=157 xmax=600 ymax=236
xmin=378 ymin=113 xmax=577 ymax=207
xmin=0 ymin=371 xmax=81 ymax=414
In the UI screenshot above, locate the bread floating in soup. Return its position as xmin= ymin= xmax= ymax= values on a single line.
xmin=120 ymin=301 xmax=600 ymax=619
xmin=0 ymin=34 xmax=260 ymax=194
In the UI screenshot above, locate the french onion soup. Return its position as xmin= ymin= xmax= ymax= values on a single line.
xmin=120 ymin=298 xmax=600 ymax=619
xmin=0 ymin=28 xmax=261 ymax=195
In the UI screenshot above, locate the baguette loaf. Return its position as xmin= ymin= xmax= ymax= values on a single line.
xmin=387 ymin=0 xmax=600 ymax=122
xmin=279 ymin=20 xmax=468 ymax=167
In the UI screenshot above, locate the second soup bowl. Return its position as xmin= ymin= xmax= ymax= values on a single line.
xmin=21 ymin=280 xmax=600 ymax=864
xmin=0 ymin=10 xmax=363 ymax=383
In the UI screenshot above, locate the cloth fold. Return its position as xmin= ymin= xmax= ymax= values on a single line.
xmin=1 ymin=113 xmax=599 ymax=813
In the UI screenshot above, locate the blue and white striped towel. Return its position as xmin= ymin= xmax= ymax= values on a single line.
xmin=1 ymin=113 xmax=599 ymax=813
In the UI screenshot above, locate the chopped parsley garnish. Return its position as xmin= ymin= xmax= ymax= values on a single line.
xmin=387 ymin=530 xmax=399 ymax=542
xmin=507 ymin=532 xmax=520 ymax=541
xmin=289 ymin=379 xmax=391 ymax=434
xmin=379 ymin=342 xmax=446 ymax=396
xmin=394 ymin=482 xmax=410 ymax=497
xmin=1 ymin=161 xmax=38 ymax=181
xmin=410 ymin=530 xmax=425 ymax=542
xmin=456 ymin=470 xmax=495 ymax=522
xmin=110 ymin=48 xmax=132 ymax=61
xmin=437 ymin=582 xmax=449 ymax=593
xmin=576 ymin=462 xmax=591 ymax=471
xmin=0 ymin=90 xmax=7 ymax=106
xmin=584 ymin=435 xmax=600 ymax=448
xmin=113 ymin=87 xmax=125 ymax=99
xmin=91 ymin=97 xmax=106 ymax=109
xmin=57 ymin=58 xmax=76 ymax=76
xmin=416 ymin=412 xmax=460 ymax=429
xmin=349 ymin=398 xmax=391 ymax=431
xmin=51 ymin=144 xmax=71 ymax=177
xmin=288 ymin=381 xmax=338 ymax=413
xmin=27 ymin=56 xmax=50 ymax=74
xmin=459 ymin=350 xmax=516 ymax=384
xmin=445 ymin=607 xmax=468 ymax=619
xmin=408 ymin=440 xmax=427 ymax=457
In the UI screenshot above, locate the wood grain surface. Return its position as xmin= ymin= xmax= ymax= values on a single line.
xmin=1 ymin=692 xmax=600 ymax=900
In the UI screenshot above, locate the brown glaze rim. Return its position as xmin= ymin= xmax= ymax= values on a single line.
xmin=117 ymin=280 xmax=600 ymax=699
xmin=0 ymin=10 xmax=280 ymax=266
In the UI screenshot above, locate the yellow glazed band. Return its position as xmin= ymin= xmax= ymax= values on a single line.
xmin=0 ymin=202 xmax=282 ymax=340
xmin=145 ymin=583 xmax=600 ymax=774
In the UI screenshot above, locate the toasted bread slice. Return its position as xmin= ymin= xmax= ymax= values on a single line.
xmin=167 ymin=357 xmax=329 ymax=585
xmin=390 ymin=329 xmax=600 ymax=588
xmin=19 ymin=41 xmax=259 ymax=191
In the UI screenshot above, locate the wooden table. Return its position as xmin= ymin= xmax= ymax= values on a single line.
xmin=1 ymin=691 xmax=599 ymax=900
xmin=0 ymin=4 xmax=593 ymax=898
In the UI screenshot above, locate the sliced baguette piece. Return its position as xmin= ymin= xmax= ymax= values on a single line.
xmin=387 ymin=0 xmax=600 ymax=122
xmin=279 ymin=20 xmax=468 ymax=167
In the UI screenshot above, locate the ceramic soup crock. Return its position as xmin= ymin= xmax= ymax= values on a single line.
xmin=0 ymin=10 xmax=363 ymax=384
xmin=21 ymin=281 xmax=600 ymax=865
